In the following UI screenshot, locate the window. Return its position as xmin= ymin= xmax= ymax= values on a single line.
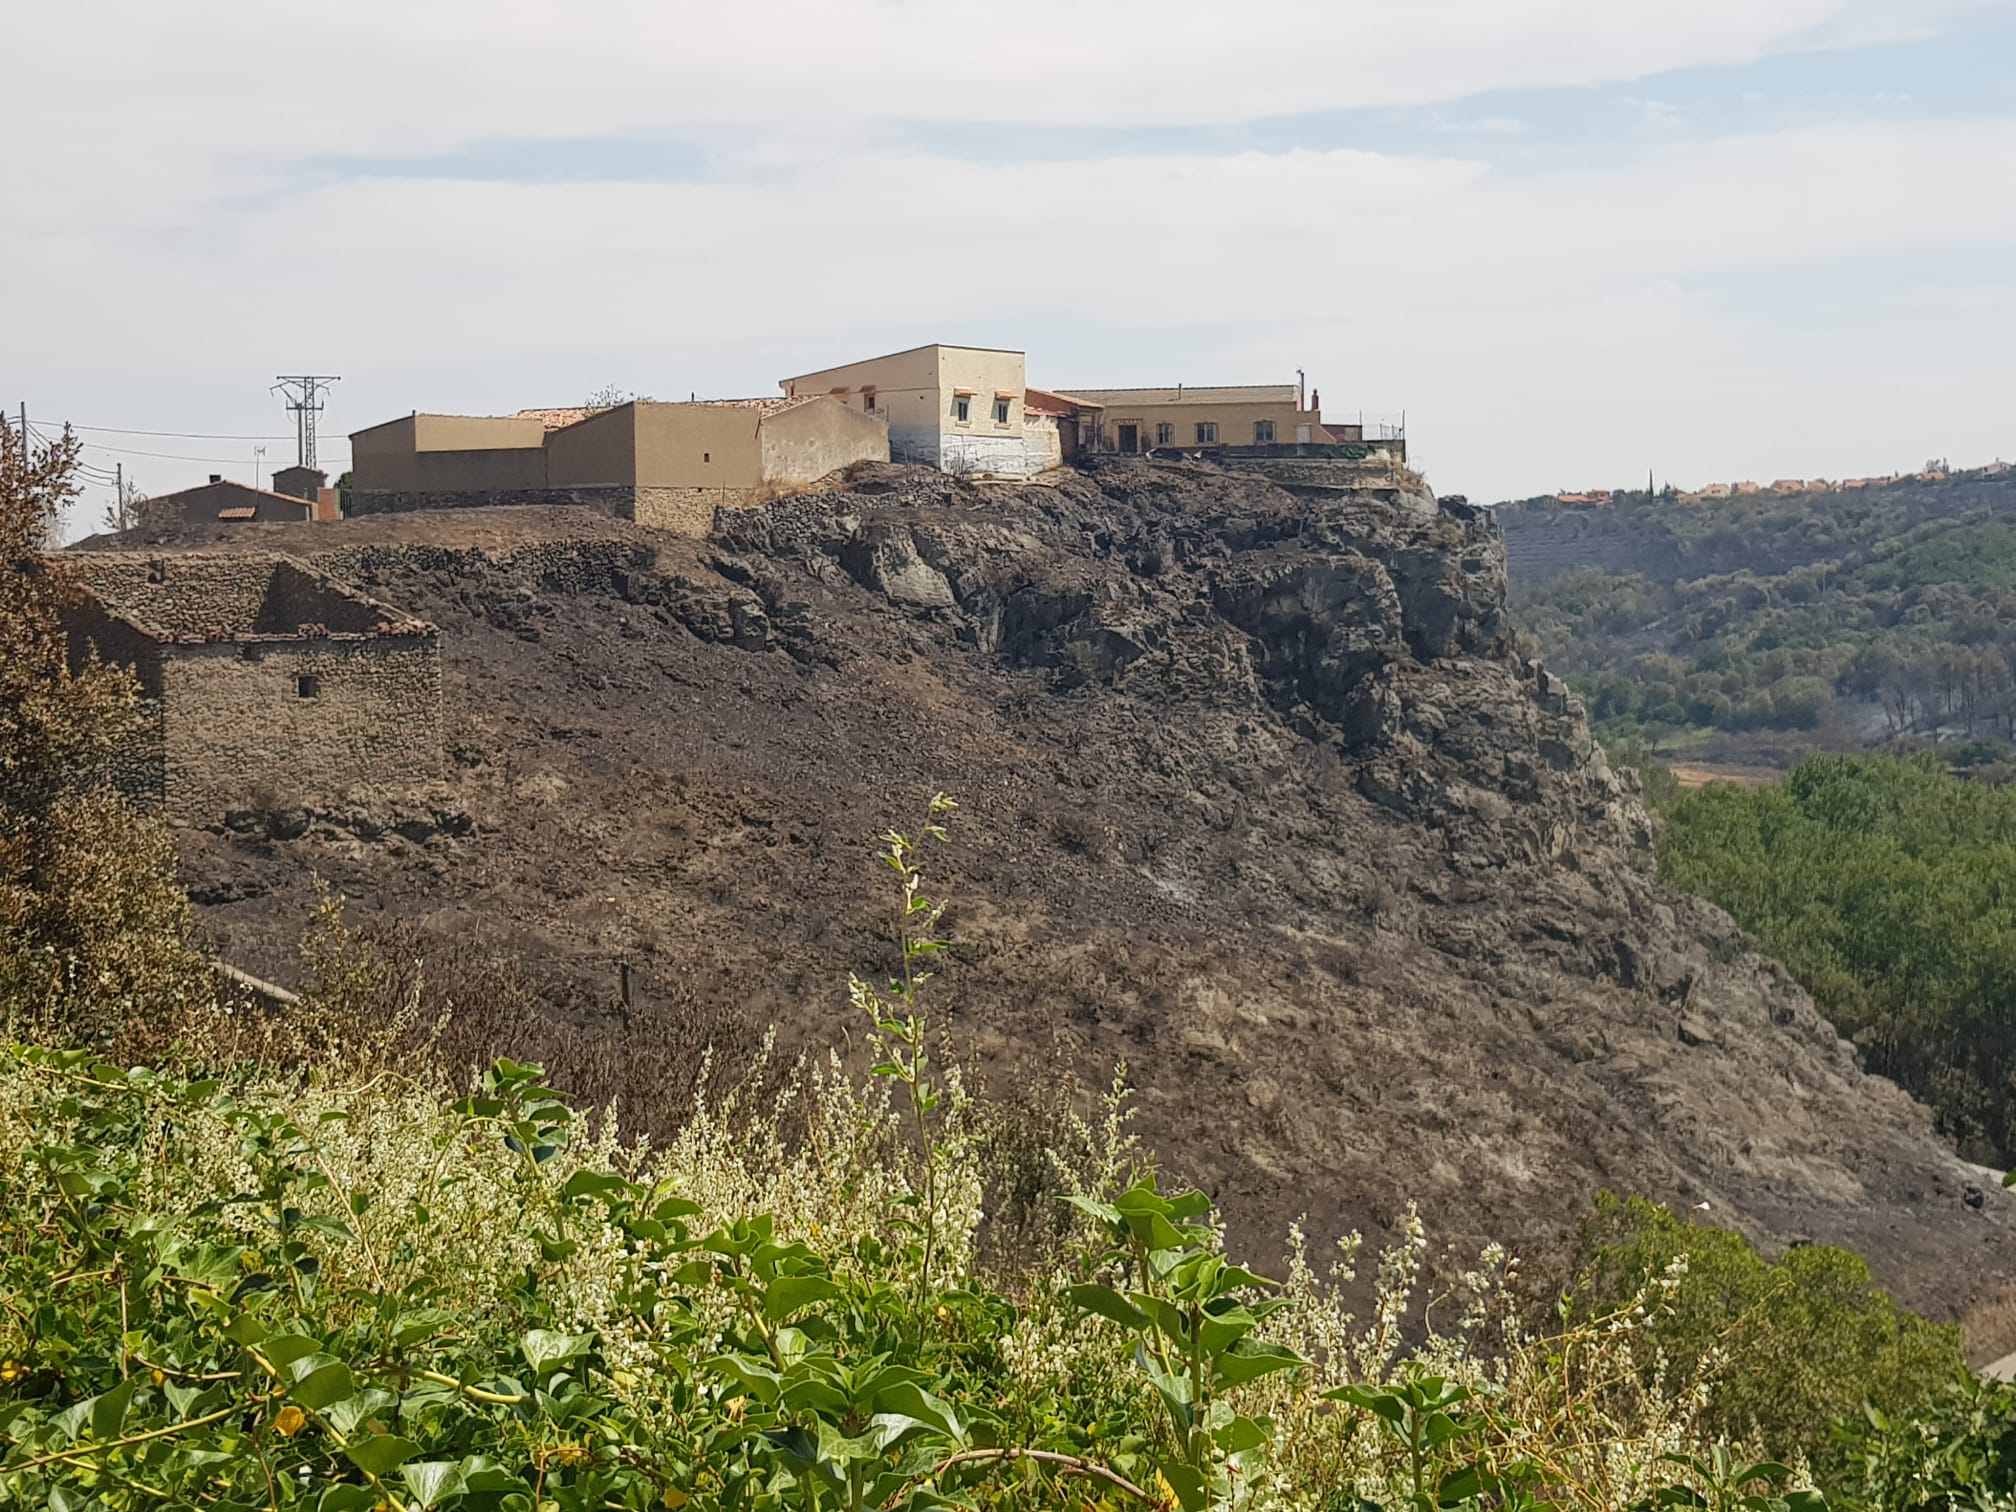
xmin=295 ymin=674 xmax=320 ymax=700
xmin=993 ymin=397 xmax=1011 ymax=425
xmin=1195 ymin=422 xmax=1219 ymax=445
xmin=1155 ymin=423 xmax=1175 ymax=447
xmin=1254 ymin=420 xmax=1276 ymax=444
xmin=863 ymin=390 xmax=877 ymax=412
xmin=240 ymin=644 xmax=264 ymax=663
xmin=702 ymin=452 xmax=710 ymax=463
xmin=954 ymin=396 xmax=971 ymax=422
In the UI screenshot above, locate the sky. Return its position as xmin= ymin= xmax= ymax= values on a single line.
xmin=4 ymin=0 xmax=2014 ymax=538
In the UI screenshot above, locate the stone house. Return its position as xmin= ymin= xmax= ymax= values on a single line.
xmin=135 ymin=476 xmax=315 ymax=529
xmin=347 ymin=396 xmax=886 ymax=534
xmin=64 ymin=551 xmax=442 ymax=821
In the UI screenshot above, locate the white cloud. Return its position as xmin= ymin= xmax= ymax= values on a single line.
xmin=5 ymin=0 xmax=2013 ymax=524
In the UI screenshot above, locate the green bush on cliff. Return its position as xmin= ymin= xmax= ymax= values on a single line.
xmin=1570 ymin=1194 xmax=1964 ymax=1474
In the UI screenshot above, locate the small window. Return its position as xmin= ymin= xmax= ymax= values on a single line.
xmin=1195 ymin=422 xmax=1219 ymax=445
xmin=993 ymin=397 xmax=1011 ymax=425
xmin=863 ymin=390 xmax=877 ymax=412
xmin=295 ymin=674 xmax=320 ymax=700
xmin=1155 ymin=423 xmax=1174 ymax=447
xmin=1254 ymin=420 xmax=1276 ymax=443
xmin=240 ymin=644 xmax=264 ymax=663
xmin=702 ymin=452 xmax=710 ymax=463
xmin=954 ymin=396 xmax=971 ymax=423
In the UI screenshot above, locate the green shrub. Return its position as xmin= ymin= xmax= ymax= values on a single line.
xmin=1570 ymin=1194 xmax=1964 ymax=1472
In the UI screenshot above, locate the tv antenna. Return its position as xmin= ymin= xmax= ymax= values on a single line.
xmin=272 ymin=375 xmax=340 ymax=469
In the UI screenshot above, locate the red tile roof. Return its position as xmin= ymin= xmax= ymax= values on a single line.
xmin=216 ymin=506 xmax=258 ymax=521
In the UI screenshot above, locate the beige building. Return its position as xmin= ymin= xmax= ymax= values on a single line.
xmin=779 ymin=344 xmax=1057 ymax=478
xmin=348 ymin=397 xmax=886 ymax=535
xmin=1054 ymin=384 xmax=1329 ymax=455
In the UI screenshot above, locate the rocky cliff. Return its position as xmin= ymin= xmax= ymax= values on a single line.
xmin=122 ymin=461 xmax=2014 ymax=1325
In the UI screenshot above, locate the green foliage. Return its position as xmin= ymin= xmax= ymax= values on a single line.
xmin=1512 ymin=478 xmax=2016 ymax=748
xmin=1067 ymin=1176 xmax=1303 ymax=1509
xmin=1603 ymin=738 xmax=1683 ymax=811
xmin=1570 ymin=1195 xmax=1964 ymax=1471
xmin=1658 ymin=754 xmax=2016 ymax=1161
xmin=0 ymin=799 xmax=1855 ymax=1512
xmin=1833 ymin=1374 xmax=2016 ymax=1511
xmin=0 ymin=420 xmax=211 ymax=1046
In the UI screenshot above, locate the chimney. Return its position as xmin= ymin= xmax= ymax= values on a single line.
xmin=1310 ymin=389 xmax=1320 ymax=413
xmin=209 ymin=474 xmax=223 ymax=484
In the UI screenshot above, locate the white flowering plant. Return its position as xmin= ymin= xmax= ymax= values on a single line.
xmin=0 ymin=804 xmax=1838 ymax=1512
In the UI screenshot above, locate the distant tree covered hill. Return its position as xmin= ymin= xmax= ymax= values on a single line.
xmin=1510 ymin=472 xmax=2016 ymax=757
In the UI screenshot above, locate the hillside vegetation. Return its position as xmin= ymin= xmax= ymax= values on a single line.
xmin=1511 ymin=474 xmax=2016 ymax=760
xmin=1657 ymin=754 xmax=2016 ymax=1166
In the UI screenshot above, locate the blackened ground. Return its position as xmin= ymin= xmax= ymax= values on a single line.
xmin=105 ymin=461 xmax=2016 ymax=1341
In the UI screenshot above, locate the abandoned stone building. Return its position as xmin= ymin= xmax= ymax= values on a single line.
xmin=64 ymin=552 xmax=442 ymax=820
xmin=347 ymin=395 xmax=887 ymax=534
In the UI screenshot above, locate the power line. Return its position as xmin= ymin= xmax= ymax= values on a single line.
xmin=61 ymin=422 xmax=296 ymax=440
xmin=272 ymin=375 xmax=339 ymax=469
xmin=65 ymin=439 xmax=276 ymax=464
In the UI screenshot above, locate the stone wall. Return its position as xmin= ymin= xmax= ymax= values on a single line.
xmin=77 ymin=553 xmax=278 ymax=635
xmin=350 ymin=485 xmax=640 ymax=518
xmin=257 ymin=559 xmax=388 ymax=634
xmin=634 ymin=486 xmax=752 ymax=537
xmin=940 ymin=431 xmax=1038 ymax=479
xmin=158 ymin=636 xmax=442 ymax=819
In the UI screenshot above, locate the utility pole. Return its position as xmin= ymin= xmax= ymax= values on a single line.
xmin=271 ymin=375 xmax=340 ymax=469
xmin=115 ymin=464 xmax=123 ymax=523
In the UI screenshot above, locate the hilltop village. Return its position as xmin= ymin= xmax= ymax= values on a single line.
xmin=63 ymin=343 xmax=1410 ymax=823
xmin=121 ymin=344 xmax=1403 ymax=538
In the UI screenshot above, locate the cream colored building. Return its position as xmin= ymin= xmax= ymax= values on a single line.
xmin=349 ymin=397 xmax=886 ymax=534
xmin=779 ymin=344 xmax=1050 ymax=478
xmin=1053 ymin=384 xmax=1330 ymax=454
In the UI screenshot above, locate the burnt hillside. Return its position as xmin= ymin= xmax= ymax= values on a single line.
xmin=89 ymin=462 xmax=2016 ymax=1327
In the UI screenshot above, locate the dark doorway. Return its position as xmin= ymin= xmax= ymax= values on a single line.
xmin=1117 ymin=423 xmax=1139 ymax=454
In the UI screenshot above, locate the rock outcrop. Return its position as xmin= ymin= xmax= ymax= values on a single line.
xmin=128 ymin=464 xmax=2014 ymax=1327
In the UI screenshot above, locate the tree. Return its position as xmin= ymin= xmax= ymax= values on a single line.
xmin=0 ymin=421 xmax=207 ymax=1042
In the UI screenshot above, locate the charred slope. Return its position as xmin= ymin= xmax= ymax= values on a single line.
xmin=151 ymin=464 xmax=2013 ymax=1323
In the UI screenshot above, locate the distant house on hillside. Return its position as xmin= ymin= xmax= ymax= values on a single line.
xmin=347 ymin=396 xmax=886 ymax=534
xmin=1770 ymin=479 xmax=1809 ymax=494
xmin=1733 ymin=481 xmax=1762 ymax=495
xmin=1696 ymin=482 xmax=1734 ymax=499
xmin=136 ymin=476 xmax=314 ymax=529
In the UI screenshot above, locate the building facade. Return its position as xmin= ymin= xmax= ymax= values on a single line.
xmin=348 ymin=397 xmax=886 ymax=535
xmin=779 ymin=345 xmax=1049 ymax=478
xmin=64 ymin=552 xmax=442 ymax=821
xmin=1053 ymin=384 xmax=1329 ymax=455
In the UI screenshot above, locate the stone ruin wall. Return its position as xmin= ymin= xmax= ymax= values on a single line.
xmin=157 ymin=637 xmax=442 ymax=820
xmin=64 ymin=551 xmax=444 ymax=822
